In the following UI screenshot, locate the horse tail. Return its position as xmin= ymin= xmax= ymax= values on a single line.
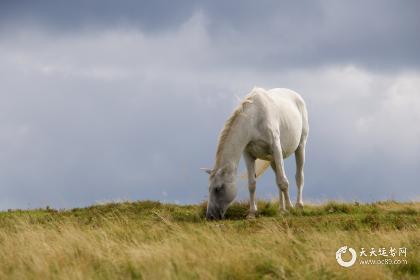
xmin=296 ymin=94 xmax=309 ymax=143
xmin=255 ymin=159 xmax=270 ymax=178
xmin=240 ymin=159 xmax=270 ymax=180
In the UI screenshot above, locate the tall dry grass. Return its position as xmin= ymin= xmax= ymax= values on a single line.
xmin=0 ymin=200 xmax=418 ymax=279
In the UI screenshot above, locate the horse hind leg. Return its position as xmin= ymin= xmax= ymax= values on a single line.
xmin=295 ymin=142 xmax=306 ymax=208
xmin=271 ymin=137 xmax=293 ymax=211
xmin=270 ymin=161 xmax=285 ymax=211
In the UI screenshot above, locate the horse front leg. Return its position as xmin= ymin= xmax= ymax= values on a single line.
xmin=243 ymin=151 xmax=257 ymax=218
xmin=271 ymin=135 xmax=293 ymax=211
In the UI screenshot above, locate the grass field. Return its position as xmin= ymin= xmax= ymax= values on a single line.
xmin=0 ymin=200 xmax=418 ymax=279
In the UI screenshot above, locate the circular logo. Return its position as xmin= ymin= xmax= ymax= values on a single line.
xmin=336 ymin=246 xmax=357 ymax=267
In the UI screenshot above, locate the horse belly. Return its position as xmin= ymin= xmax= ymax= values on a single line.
xmin=245 ymin=141 xmax=273 ymax=161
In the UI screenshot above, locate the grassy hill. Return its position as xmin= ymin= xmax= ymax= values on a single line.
xmin=0 ymin=200 xmax=418 ymax=279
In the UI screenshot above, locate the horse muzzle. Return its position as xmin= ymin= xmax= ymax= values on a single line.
xmin=206 ymin=207 xmax=224 ymax=220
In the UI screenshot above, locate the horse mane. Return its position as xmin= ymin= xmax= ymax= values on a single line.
xmin=214 ymin=88 xmax=262 ymax=168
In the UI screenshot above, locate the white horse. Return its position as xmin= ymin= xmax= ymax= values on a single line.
xmin=203 ymin=87 xmax=309 ymax=220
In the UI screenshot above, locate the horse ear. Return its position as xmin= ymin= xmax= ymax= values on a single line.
xmin=200 ymin=168 xmax=212 ymax=175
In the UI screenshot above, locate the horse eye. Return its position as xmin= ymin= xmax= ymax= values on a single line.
xmin=214 ymin=184 xmax=225 ymax=193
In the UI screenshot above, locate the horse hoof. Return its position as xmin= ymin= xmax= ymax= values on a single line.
xmin=247 ymin=213 xmax=257 ymax=219
xmin=286 ymin=204 xmax=294 ymax=211
xmin=295 ymin=203 xmax=304 ymax=209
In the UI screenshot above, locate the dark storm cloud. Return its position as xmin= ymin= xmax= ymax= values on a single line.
xmin=200 ymin=0 xmax=420 ymax=71
xmin=0 ymin=0 xmax=197 ymax=32
xmin=1 ymin=0 xmax=419 ymax=70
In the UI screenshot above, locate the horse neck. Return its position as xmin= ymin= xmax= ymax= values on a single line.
xmin=215 ymin=117 xmax=250 ymax=172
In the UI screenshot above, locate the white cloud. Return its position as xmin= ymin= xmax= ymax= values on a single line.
xmin=275 ymin=66 xmax=420 ymax=164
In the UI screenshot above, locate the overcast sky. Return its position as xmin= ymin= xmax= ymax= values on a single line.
xmin=0 ymin=0 xmax=419 ymax=209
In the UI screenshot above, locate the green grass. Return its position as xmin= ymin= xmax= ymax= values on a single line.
xmin=0 ymin=200 xmax=418 ymax=279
